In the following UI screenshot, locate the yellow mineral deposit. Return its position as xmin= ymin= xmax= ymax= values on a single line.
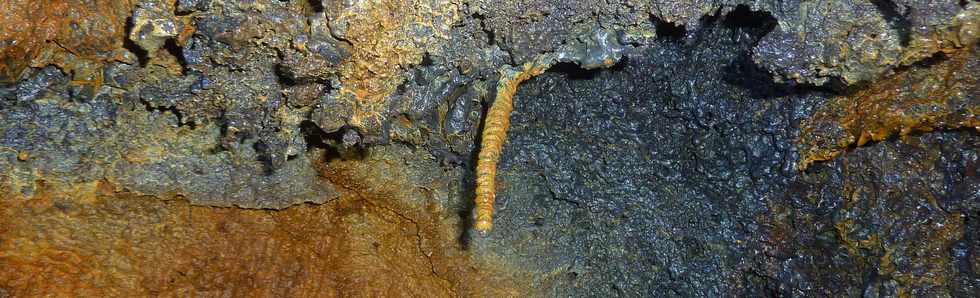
xmin=474 ymin=55 xmax=557 ymax=232
xmin=474 ymin=45 xmax=624 ymax=232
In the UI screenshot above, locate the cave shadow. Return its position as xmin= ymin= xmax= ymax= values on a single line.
xmin=455 ymin=79 xmax=497 ymax=250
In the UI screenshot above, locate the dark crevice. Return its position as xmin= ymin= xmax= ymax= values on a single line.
xmin=536 ymin=170 xmax=582 ymax=208
xmin=471 ymin=12 xmax=497 ymax=46
xmin=723 ymin=55 xmax=843 ymax=98
xmin=395 ymin=79 xmax=410 ymax=96
xmin=123 ymin=17 xmax=150 ymax=67
xmin=652 ymin=16 xmax=687 ymax=41
xmin=322 ymin=80 xmax=335 ymax=94
xmin=300 ymin=120 xmax=332 ymax=149
xmin=209 ymin=114 xmax=231 ymax=154
xmin=308 ymin=0 xmax=325 ymax=13
xmin=274 ymin=64 xmax=300 ymax=86
xmin=252 ymin=140 xmax=276 ymax=175
xmin=420 ymin=52 xmax=434 ymax=66
xmin=299 ymin=120 xmax=365 ymax=161
xmin=48 ymin=40 xmax=80 ymax=57
xmin=870 ymin=0 xmax=912 ymax=46
xmin=701 ymin=5 xmax=846 ymax=97
xmin=163 ymin=39 xmax=189 ymax=74
xmin=896 ymin=51 xmax=948 ymax=71
xmin=274 ymin=64 xmax=334 ymax=88
xmin=174 ymin=2 xmax=194 ymax=16
xmin=722 ymin=5 xmax=778 ymax=38
xmin=821 ymin=77 xmax=852 ymax=94
xmin=548 ymin=62 xmax=603 ymax=80
xmin=139 ymin=98 xmax=197 ymax=129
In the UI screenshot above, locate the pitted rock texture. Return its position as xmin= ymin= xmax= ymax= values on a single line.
xmin=798 ymin=45 xmax=979 ymax=170
xmin=0 ymin=0 xmax=135 ymax=84
xmin=752 ymin=0 xmax=978 ymax=86
xmin=0 ymin=0 xmax=977 ymax=296
xmin=470 ymin=12 xmax=978 ymax=296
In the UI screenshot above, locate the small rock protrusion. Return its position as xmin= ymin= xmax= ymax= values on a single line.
xmin=129 ymin=1 xmax=182 ymax=56
xmin=558 ymin=28 xmax=626 ymax=70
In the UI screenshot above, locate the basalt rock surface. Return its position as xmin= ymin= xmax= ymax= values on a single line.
xmin=0 ymin=0 xmax=977 ymax=296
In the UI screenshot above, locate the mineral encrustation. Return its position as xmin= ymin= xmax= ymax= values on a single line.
xmin=0 ymin=0 xmax=977 ymax=296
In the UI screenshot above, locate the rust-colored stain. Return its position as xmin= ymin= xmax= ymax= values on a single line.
xmin=798 ymin=47 xmax=979 ymax=170
xmin=0 ymin=152 xmax=525 ymax=297
xmin=0 ymin=0 xmax=135 ymax=84
xmin=325 ymin=0 xmax=459 ymax=127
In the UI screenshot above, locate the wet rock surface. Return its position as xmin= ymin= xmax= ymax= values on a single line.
xmin=0 ymin=0 xmax=978 ymax=296
xmin=799 ymin=44 xmax=979 ymax=170
xmin=477 ymin=18 xmax=978 ymax=293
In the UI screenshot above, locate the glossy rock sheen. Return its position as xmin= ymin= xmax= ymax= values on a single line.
xmin=0 ymin=0 xmax=977 ymax=296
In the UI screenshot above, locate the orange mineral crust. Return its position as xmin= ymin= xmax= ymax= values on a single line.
xmin=0 ymin=150 xmax=525 ymax=297
xmin=0 ymin=0 xmax=135 ymax=83
xmin=798 ymin=47 xmax=979 ymax=170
